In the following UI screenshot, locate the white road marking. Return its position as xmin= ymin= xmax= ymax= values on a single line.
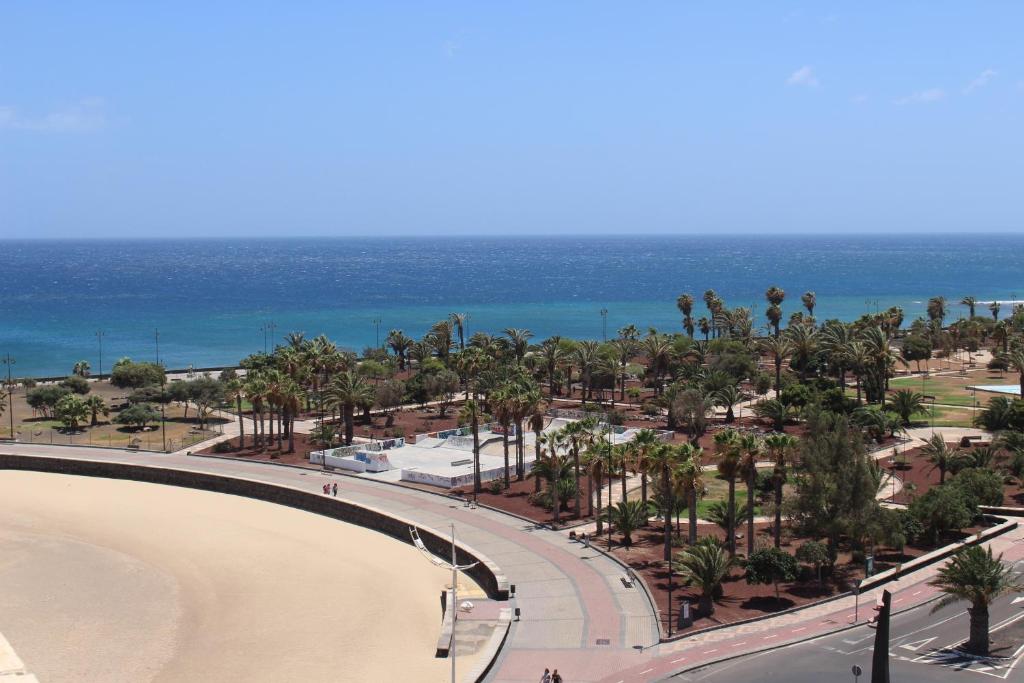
xmin=763 ymin=634 xmax=778 ymax=639
xmin=671 ymin=657 xmax=685 ymax=663
xmin=792 ymin=627 xmax=806 ymax=633
xmin=733 ymin=642 xmax=747 ymax=647
xmin=703 ymin=648 xmax=718 ymax=654
xmin=639 ymin=669 xmax=653 ymax=675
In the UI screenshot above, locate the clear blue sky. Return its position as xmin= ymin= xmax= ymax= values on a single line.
xmin=2 ymin=2 xmax=1022 ymax=237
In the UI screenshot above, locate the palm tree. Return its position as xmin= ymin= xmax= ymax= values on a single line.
xmin=529 ymin=403 xmax=547 ymax=493
xmin=630 ymin=428 xmax=660 ymax=508
xmin=763 ymin=432 xmax=798 ymax=548
xmin=647 ymin=442 xmax=679 ymax=561
xmin=573 ymin=341 xmax=601 ymax=402
xmin=928 ymin=546 xmax=1024 ymax=655
xmin=492 ymin=387 xmax=515 ymax=489
xmin=1008 ymin=349 xmax=1024 ymax=398
xmin=84 ymin=394 xmax=108 ymax=427
xmin=820 ymin=323 xmax=854 ymax=389
xmin=922 ymin=433 xmax=959 ymax=485
xmin=280 ymin=380 xmax=303 ymax=453
xmin=609 ymin=338 xmax=637 ymax=403
xmin=641 ymin=335 xmax=673 ymax=396
xmin=698 ymin=317 xmax=711 ymax=341
xmin=889 ymin=389 xmax=926 ymax=426
xmin=765 ymin=286 xmax=786 ymax=337
xmin=673 ymin=539 xmax=734 ymax=616
xmin=587 ymin=440 xmax=615 ymax=532
xmin=504 ymin=328 xmax=534 ymax=364
xmin=753 ymin=398 xmax=790 ymax=432
xmin=676 ymin=293 xmax=695 ymax=337
xmin=602 ymin=500 xmax=649 ymax=548
xmin=674 ymin=443 xmax=704 ymax=544
xmin=245 ymin=375 xmax=267 ymax=447
xmin=927 ymin=296 xmax=947 ymax=326
xmin=533 ymin=440 xmax=573 ymax=526
xmin=989 ymin=301 xmax=1001 ymax=321
xmin=739 ymin=434 xmax=762 ymax=557
xmin=72 ymin=360 xmax=91 ymax=377
xmin=538 ymin=337 xmax=566 ymax=398
xmin=960 ymin=296 xmax=977 ymax=319
xmin=325 ymin=371 xmax=374 ymax=446
xmin=386 ymin=330 xmax=414 ymax=371
xmin=714 ymin=429 xmax=742 ymax=557
xmin=761 ymin=336 xmax=793 ymax=393
xmin=563 ymin=418 xmax=595 ymax=517
xmin=713 ymin=384 xmax=743 ymax=423
xmin=801 ymin=291 xmax=816 ymax=317
xmin=449 ymin=313 xmax=468 ymax=350
xmin=224 ymin=378 xmax=246 ymax=448
xmin=786 ymin=325 xmax=818 ymax=383
xmin=459 ymin=399 xmax=485 ymax=496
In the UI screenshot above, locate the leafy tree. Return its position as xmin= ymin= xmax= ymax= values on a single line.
xmin=55 ymin=394 xmax=90 ymax=431
xmin=949 ymin=468 xmax=1005 ymax=508
xmin=779 ymin=383 xmax=812 ymax=408
xmin=795 ymin=541 xmax=829 ymax=586
xmin=601 ymin=499 xmax=649 ymax=548
xmin=326 ymin=371 xmax=374 ymax=445
xmin=744 ymin=546 xmax=798 ymax=600
xmin=922 ymin=434 xmax=960 ymax=485
xmin=26 ymin=385 xmax=71 ymax=418
xmin=900 ymin=335 xmax=932 ymax=372
xmin=928 ymin=546 xmax=1024 ymax=655
xmin=110 ymin=360 xmax=166 ymax=389
xmin=910 ymin=485 xmax=973 ymax=546
xmin=673 ymin=538 xmax=734 ymax=616
xmin=60 ymin=375 xmax=91 ymax=395
xmin=753 ymin=398 xmax=791 ymax=432
xmin=117 ymin=403 xmax=160 ymax=430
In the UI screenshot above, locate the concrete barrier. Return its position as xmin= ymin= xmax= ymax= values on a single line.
xmin=0 ymin=453 xmax=509 ymax=601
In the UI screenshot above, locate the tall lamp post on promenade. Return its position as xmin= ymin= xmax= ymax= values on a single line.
xmin=155 ymin=329 xmax=161 ymax=365
xmin=3 ymin=354 xmax=14 ymax=439
xmin=410 ymin=525 xmax=477 ymax=683
xmin=600 ymin=308 xmax=608 ymax=342
xmin=95 ymin=330 xmax=106 ymax=378
xmin=373 ymin=316 xmax=382 ymax=348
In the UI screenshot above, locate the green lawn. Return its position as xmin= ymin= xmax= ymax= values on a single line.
xmin=889 ymin=371 xmax=1014 ymax=408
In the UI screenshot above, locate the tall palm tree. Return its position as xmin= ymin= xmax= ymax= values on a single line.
xmin=889 ymin=389 xmax=926 ymax=426
xmin=224 ymin=378 xmax=246 ymax=449
xmin=801 ymin=291 xmax=816 ymax=317
xmin=529 ymin=402 xmax=547 ymax=493
xmin=641 ymin=335 xmax=673 ymax=396
xmin=928 ymin=546 xmax=1024 ymax=655
xmin=386 ymin=330 xmax=414 ymax=370
xmin=673 ymin=539 xmax=734 ymax=616
xmin=713 ymin=384 xmax=743 ymax=423
xmin=245 ymin=375 xmax=268 ymax=447
xmin=989 ymin=301 xmax=1001 ymax=321
xmin=538 ymin=337 xmax=566 ymax=398
xmin=927 ymin=296 xmax=947 ymax=326
xmin=84 ymin=394 xmax=109 ymax=427
xmin=739 ymin=433 xmax=762 ymax=557
xmin=820 ymin=323 xmax=854 ymax=389
xmin=960 ymin=296 xmax=977 ymax=319
xmin=760 ymin=336 xmax=793 ymax=393
xmin=786 ymin=324 xmax=818 ymax=383
xmin=846 ymin=340 xmax=870 ymax=404
xmin=646 ymin=442 xmax=679 ymax=561
xmin=449 ymin=312 xmax=469 ymax=350
xmin=675 ymin=443 xmax=705 ymax=545
xmin=763 ymin=432 xmax=798 ymax=548
xmin=765 ymin=286 xmax=786 ymax=337
xmin=492 ymin=386 xmax=515 ymax=489
xmin=534 ymin=435 xmax=572 ymax=526
xmin=1008 ymin=349 xmax=1024 ymax=398
xmin=280 ymin=379 xmax=303 ymax=453
xmin=676 ymin=293 xmax=695 ymax=337
xmin=714 ymin=429 xmax=742 ymax=557
xmin=459 ymin=399 xmax=486 ymax=495
xmin=73 ymin=360 xmax=91 ymax=377
xmin=572 ymin=340 xmax=601 ymax=402
xmin=610 ymin=338 xmax=637 ymax=403
xmin=325 ymin=371 xmax=374 ymax=446
xmin=698 ymin=317 xmax=711 ymax=341
xmin=563 ymin=419 xmax=595 ymax=517
xmin=504 ymin=328 xmax=534 ymax=364
xmin=630 ymin=428 xmax=660 ymax=508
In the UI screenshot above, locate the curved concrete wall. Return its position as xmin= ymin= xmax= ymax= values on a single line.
xmin=0 ymin=454 xmax=509 ymax=601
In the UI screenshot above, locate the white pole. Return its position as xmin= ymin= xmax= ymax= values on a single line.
xmin=451 ymin=523 xmax=457 ymax=683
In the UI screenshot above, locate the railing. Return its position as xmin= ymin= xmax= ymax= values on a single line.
xmin=10 ymin=427 xmax=216 ymax=453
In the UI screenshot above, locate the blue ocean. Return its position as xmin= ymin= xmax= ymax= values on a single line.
xmin=2 ymin=234 xmax=1022 ymax=377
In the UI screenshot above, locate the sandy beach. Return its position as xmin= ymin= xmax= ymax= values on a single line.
xmin=0 ymin=471 xmax=481 ymax=682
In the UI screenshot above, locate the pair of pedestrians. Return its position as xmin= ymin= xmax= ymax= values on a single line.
xmin=322 ymin=482 xmax=338 ymax=496
xmin=540 ymin=668 xmax=562 ymax=683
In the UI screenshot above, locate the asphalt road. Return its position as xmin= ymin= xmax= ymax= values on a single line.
xmin=669 ymin=557 xmax=1024 ymax=683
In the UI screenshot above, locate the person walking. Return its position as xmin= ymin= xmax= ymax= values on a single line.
xmin=332 ymin=482 xmax=338 ymax=497
xmin=540 ymin=668 xmax=551 ymax=683
xmin=551 ymin=669 xmax=562 ymax=683
xmin=322 ymin=483 xmax=329 ymax=495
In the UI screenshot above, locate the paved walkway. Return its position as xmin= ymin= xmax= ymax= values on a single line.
xmin=0 ymin=443 xmax=657 ymax=683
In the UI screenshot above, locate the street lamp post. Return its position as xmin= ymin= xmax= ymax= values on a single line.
xmin=600 ymin=308 xmax=608 ymax=342
xmin=95 ymin=330 xmax=106 ymax=378
xmin=373 ymin=316 xmax=382 ymax=348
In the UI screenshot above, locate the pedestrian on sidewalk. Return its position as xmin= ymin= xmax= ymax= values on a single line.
xmin=551 ymin=669 xmax=562 ymax=683
xmin=540 ymin=668 xmax=551 ymax=683
xmin=322 ymin=483 xmax=329 ymax=495
xmin=332 ymin=482 xmax=338 ymax=497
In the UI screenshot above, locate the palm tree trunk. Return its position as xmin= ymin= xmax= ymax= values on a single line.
xmin=641 ymin=472 xmax=648 ymax=507
xmin=587 ymin=473 xmax=594 ymax=517
xmin=775 ymin=357 xmax=782 ymax=392
xmin=344 ymin=406 xmax=354 ymax=445
xmin=747 ymin=467 xmax=756 ymax=557
xmin=662 ymin=466 xmax=672 ymax=562
xmin=502 ymin=431 xmax=510 ymax=489
xmin=288 ymin=412 xmax=295 ymax=453
xmin=620 ymin=464 xmax=627 ymax=502
xmin=573 ymin=449 xmax=581 ymax=518
xmin=472 ymin=419 xmax=481 ymax=495
xmin=688 ymin=487 xmax=698 ymax=544
xmin=967 ymin=605 xmax=989 ymax=655
xmin=236 ymin=396 xmax=245 ymax=449
xmin=533 ymin=428 xmax=542 ymax=493
xmin=727 ymin=479 xmax=736 ymax=557
xmin=773 ymin=474 xmax=783 ymax=548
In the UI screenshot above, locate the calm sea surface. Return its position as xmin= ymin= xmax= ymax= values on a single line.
xmin=2 ymin=235 xmax=1022 ymax=377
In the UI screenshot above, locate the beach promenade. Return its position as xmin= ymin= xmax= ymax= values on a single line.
xmin=0 ymin=442 xmax=1019 ymax=682
xmin=0 ymin=443 xmax=658 ymax=682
